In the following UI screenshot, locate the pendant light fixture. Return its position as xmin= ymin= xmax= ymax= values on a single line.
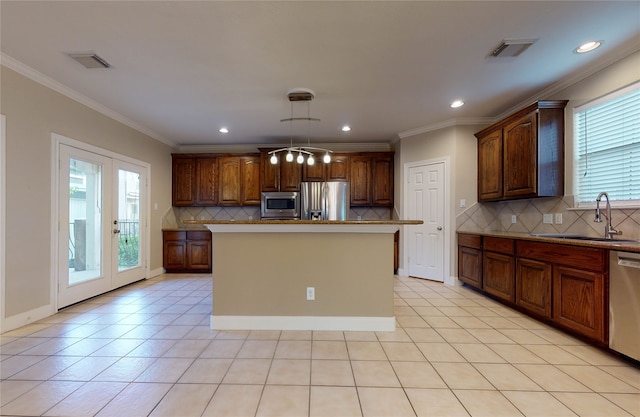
xmin=269 ymin=88 xmax=333 ymax=165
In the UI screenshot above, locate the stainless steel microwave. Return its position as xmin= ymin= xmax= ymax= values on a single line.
xmin=260 ymin=192 xmax=300 ymax=219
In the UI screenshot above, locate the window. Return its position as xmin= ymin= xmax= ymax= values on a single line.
xmin=574 ymin=82 xmax=640 ymax=206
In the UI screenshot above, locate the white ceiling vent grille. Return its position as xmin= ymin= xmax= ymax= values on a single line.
xmin=489 ymin=39 xmax=537 ymax=58
xmin=67 ymin=52 xmax=111 ymax=69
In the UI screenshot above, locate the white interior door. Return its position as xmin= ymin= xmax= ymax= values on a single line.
xmin=407 ymin=161 xmax=445 ymax=281
xmin=58 ymin=144 xmax=147 ymax=308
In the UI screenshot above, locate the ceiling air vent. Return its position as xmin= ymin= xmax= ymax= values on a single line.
xmin=67 ymin=52 xmax=111 ymax=69
xmin=489 ymin=39 xmax=537 ymax=58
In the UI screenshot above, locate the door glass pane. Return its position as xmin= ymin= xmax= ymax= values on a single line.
xmin=117 ymin=169 xmax=140 ymax=271
xmin=69 ymin=158 xmax=102 ymax=285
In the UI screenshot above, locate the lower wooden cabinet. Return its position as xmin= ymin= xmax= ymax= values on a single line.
xmin=163 ymin=230 xmax=212 ymax=273
xmin=553 ymin=265 xmax=606 ymax=343
xmin=457 ymin=233 xmax=609 ymax=345
xmin=516 ymin=258 xmax=552 ymax=318
xmin=457 ymin=234 xmax=483 ymax=288
xmin=482 ymin=237 xmax=515 ymax=302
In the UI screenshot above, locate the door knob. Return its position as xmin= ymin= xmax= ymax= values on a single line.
xmin=113 ymin=229 xmax=120 ymax=234
xmin=437 ymin=226 xmax=443 ymax=231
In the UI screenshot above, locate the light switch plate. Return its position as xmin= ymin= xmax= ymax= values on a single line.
xmin=543 ymin=214 xmax=553 ymax=224
xmin=555 ymin=213 xmax=563 ymax=224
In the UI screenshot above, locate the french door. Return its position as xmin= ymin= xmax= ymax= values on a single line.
xmin=58 ymin=144 xmax=147 ymax=308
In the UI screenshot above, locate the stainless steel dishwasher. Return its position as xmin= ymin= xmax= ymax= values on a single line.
xmin=609 ymin=251 xmax=640 ymax=361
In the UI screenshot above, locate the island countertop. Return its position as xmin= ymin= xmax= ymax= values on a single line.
xmin=183 ymin=219 xmax=422 ymax=233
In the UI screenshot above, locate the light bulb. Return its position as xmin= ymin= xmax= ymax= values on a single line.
xmin=323 ymin=152 xmax=331 ymax=164
xmin=296 ymin=152 xmax=304 ymax=164
xmin=285 ymin=151 xmax=294 ymax=162
xmin=307 ymin=155 xmax=315 ymax=165
xmin=270 ymin=154 xmax=278 ymax=165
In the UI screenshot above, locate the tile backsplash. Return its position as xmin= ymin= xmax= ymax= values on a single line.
xmin=163 ymin=206 xmax=391 ymax=229
xmin=456 ymin=195 xmax=640 ymax=240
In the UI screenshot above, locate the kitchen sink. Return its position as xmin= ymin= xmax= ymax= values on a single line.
xmin=530 ymin=233 xmax=639 ymax=243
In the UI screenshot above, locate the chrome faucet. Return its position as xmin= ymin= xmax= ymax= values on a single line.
xmin=595 ymin=192 xmax=622 ymax=239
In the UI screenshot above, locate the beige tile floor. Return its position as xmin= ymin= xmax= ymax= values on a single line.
xmin=1 ymin=274 xmax=639 ymax=417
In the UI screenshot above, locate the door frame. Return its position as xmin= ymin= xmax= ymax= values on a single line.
xmin=1 ymin=115 xmax=6 ymax=331
xmin=51 ymin=133 xmax=150 ymax=310
xmin=402 ymin=157 xmax=451 ymax=284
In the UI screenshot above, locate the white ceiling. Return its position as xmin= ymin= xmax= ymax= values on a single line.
xmin=1 ymin=1 xmax=639 ymax=149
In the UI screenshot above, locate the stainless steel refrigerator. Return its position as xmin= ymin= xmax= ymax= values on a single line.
xmin=300 ymin=181 xmax=350 ymax=220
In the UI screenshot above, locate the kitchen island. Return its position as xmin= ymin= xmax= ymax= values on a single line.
xmin=183 ymin=220 xmax=422 ymax=331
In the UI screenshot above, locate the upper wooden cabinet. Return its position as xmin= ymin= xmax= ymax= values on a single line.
xmin=350 ymin=152 xmax=393 ymax=207
xmin=475 ymin=100 xmax=568 ymax=202
xmin=260 ymin=150 xmax=302 ymax=192
xmin=302 ymin=153 xmax=351 ymax=182
xmin=218 ymin=155 xmax=261 ymax=206
xmin=172 ymin=154 xmax=218 ymax=206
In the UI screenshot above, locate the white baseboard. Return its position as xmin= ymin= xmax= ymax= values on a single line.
xmin=211 ymin=315 xmax=396 ymax=332
xmin=148 ymin=267 xmax=165 ymax=278
xmin=396 ymin=268 xmax=408 ymax=277
xmin=445 ymin=275 xmax=461 ymax=286
xmin=2 ymin=304 xmax=54 ymax=334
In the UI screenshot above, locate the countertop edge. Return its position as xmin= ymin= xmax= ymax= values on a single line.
xmin=457 ymin=230 xmax=640 ymax=253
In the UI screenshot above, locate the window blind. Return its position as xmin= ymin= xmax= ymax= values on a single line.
xmin=575 ymin=83 xmax=640 ymax=204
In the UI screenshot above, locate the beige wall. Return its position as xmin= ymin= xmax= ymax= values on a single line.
xmin=552 ymin=49 xmax=640 ymax=196
xmin=1 ymin=66 xmax=173 ymax=321
xmin=394 ymin=124 xmax=483 ymax=275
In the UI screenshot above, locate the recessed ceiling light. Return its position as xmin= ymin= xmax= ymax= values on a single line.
xmin=341 ymin=125 xmax=352 ymax=132
xmin=450 ymin=100 xmax=464 ymax=108
xmin=219 ymin=128 xmax=229 ymax=133
xmin=575 ymin=41 xmax=602 ymax=54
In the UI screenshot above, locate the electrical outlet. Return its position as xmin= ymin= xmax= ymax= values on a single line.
xmin=511 ymin=215 xmax=517 ymax=224
xmin=460 ymin=199 xmax=466 ymax=208
xmin=554 ymin=213 xmax=563 ymax=224
xmin=306 ymin=287 xmax=315 ymax=301
xmin=543 ymin=214 xmax=553 ymax=224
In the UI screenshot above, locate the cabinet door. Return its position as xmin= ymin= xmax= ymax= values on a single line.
xmin=195 ymin=158 xmax=218 ymax=206
xmin=372 ymin=156 xmax=393 ymax=206
xmin=261 ymin=152 xmax=280 ymax=192
xmin=218 ymin=157 xmax=241 ymax=205
xmin=553 ymin=265 xmax=606 ymax=343
xmin=241 ymin=156 xmax=261 ymax=205
xmin=327 ymin=154 xmax=350 ymax=181
xmin=350 ymin=156 xmax=371 ymax=205
xmin=187 ymin=240 xmax=212 ymax=272
xmin=516 ymin=258 xmax=552 ymax=318
xmin=163 ymin=240 xmax=187 ymax=271
xmin=172 ymin=157 xmax=196 ymax=206
xmin=280 ymin=160 xmax=302 ymax=191
xmin=302 ymin=161 xmax=326 ymax=182
xmin=503 ymin=112 xmax=537 ymax=198
xmin=483 ymin=251 xmax=515 ymax=302
xmin=458 ymin=246 xmax=482 ymax=289
xmin=477 ymin=130 xmax=503 ymax=201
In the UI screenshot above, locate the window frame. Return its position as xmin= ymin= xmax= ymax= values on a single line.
xmin=573 ymin=81 xmax=640 ymax=209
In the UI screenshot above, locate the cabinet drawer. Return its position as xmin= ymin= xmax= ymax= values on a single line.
xmin=484 ymin=237 xmax=514 ymax=254
xmin=458 ymin=233 xmax=481 ymax=249
xmin=163 ymin=231 xmax=186 ymax=241
xmin=516 ymin=241 xmax=607 ymax=272
xmin=187 ymin=230 xmax=211 ymax=241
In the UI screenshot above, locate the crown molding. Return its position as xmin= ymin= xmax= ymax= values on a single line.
xmin=397 ymin=117 xmax=495 ymax=139
xmin=176 ymin=142 xmax=392 ymax=153
xmin=0 ymin=53 xmax=174 ymax=147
